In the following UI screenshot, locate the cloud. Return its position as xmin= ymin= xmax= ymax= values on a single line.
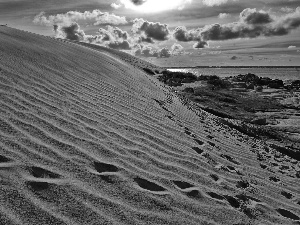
xmin=111 ymin=3 xmax=122 ymax=9
xmin=134 ymin=45 xmax=171 ymax=57
xmin=202 ymin=0 xmax=237 ymax=7
xmin=108 ymin=40 xmax=131 ymax=49
xmin=218 ymin=13 xmax=231 ymax=19
xmin=132 ymin=18 xmax=170 ymax=41
xmin=288 ymin=45 xmax=296 ymax=48
xmin=54 ymin=22 xmax=86 ymax=41
xmin=171 ymin=43 xmax=184 ymax=55
xmin=94 ymin=26 xmax=129 ymax=43
xmin=240 ymin=8 xmax=273 ymax=24
xmin=93 ymin=12 xmax=128 ymax=25
xmin=53 ymin=23 xmax=132 ymax=50
xmin=173 ymin=7 xmax=300 ymax=43
xmin=173 ymin=26 xmax=201 ymax=42
xmin=33 ymin=10 xmax=128 ymax=26
xmin=280 ymin=7 xmax=294 ymax=13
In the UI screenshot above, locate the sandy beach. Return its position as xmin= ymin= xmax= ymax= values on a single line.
xmin=0 ymin=26 xmax=300 ymax=225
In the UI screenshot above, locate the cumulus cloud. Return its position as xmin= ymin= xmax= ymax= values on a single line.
xmin=94 ymin=26 xmax=129 ymax=43
xmin=174 ymin=7 xmax=300 ymax=44
xmin=108 ymin=40 xmax=131 ymax=49
xmin=171 ymin=43 xmax=184 ymax=55
xmin=53 ymin=23 xmax=132 ymax=50
xmin=218 ymin=13 xmax=231 ymax=19
xmin=132 ymin=18 xmax=170 ymax=41
xmin=111 ymin=3 xmax=122 ymax=9
xmin=134 ymin=45 xmax=171 ymax=57
xmin=240 ymin=8 xmax=273 ymax=24
xmin=33 ymin=10 xmax=128 ymax=26
xmin=173 ymin=26 xmax=201 ymax=42
xmin=54 ymin=22 xmax=86 ymax=41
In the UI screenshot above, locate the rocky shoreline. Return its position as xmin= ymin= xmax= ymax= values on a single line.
xmin=154 ymin=70 xmax=300 ymax=151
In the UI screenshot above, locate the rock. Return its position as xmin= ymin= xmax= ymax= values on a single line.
xmin=251 ymin=118 xmax=268 ymax=125
xmin=232 ymin=73 xmax=259 ymax=83
xmin=268 ymin=79 xmax=284 ymax=89
xmin=257 ymin=77 xmax=272 ymax=86
xmin=232 ymin=82 xmax=247 ymax=88
xmin=246 ymin=83 xmax=255 ymax=89
xmin=291 ymin=80 xmax=300 ymax=89
xmin=256 ymin=86 xmax=263 ymax=92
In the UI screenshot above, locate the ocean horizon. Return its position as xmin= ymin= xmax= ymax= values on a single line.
xmin=169 ymin=67 xmax=300 ymax=81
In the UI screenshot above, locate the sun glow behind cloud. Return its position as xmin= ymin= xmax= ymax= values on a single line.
xmin=117 ymin=0 xmax=192 ymax=13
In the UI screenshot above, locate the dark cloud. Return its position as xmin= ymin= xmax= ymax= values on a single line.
xmin=173 ymin=26 xmax=199 ymax=42
xmin=132 ymin=18 xmax=170 ymax=41
xmin=240 ymin=8 xmax=273 ymax=24
xmin=55 ymin=22 xmax=86 ymax=41
xmin=174 ymin=7 xmax=300 ymax=44
xmin=53 ymin=23 xmax=131 ymax=50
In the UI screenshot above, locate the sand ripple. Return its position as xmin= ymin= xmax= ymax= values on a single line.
xmin=0 ymin=26 xmax=299 ymax=225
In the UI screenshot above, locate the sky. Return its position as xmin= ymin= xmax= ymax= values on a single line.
xmin=1 ymin=0 xmax=300 ymax=57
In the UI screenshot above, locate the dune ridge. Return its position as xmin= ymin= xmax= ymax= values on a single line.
xmin=0 ymin=26 xmax=299 ymax=225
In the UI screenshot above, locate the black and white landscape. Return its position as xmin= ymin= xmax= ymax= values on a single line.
xmin=0 ymin=0 xmax=300 ymax=224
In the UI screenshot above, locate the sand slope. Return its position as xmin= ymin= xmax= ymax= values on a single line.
xmin=0 ymin=26 xmax=299 ymax=225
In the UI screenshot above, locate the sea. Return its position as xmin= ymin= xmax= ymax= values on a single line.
xmin=169 ymin=67 xmax=300 ymax=81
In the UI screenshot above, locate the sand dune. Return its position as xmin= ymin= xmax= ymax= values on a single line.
xmin=0 ymin=26 xmax=299 ymax=225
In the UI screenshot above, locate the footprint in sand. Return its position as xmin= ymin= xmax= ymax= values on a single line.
xmin=26 ymin=166 xmax=62 ymax=192
xmin=209 ymin=174 xmax=219 ymax=182
xmin=184 ymin=128 xmax=197 ymax=138
xmin=276 ymin=208 xmax=300 ymax=220
xmin=236 ymin=180 xmax=250 ymax=189
xmin=26 ymin=181 xmax=51 ymax=191
xmin=134 ymin=177 xmax=166 ymax=192
xmin=29 ymin=166 xmax=61 ymax=179
xmin=0 ymin=155 xmax=11 ymax=163
xmin=194 ymin=138 xmax=205 ymax=146
xmin=192 ymin=147 xmax=204 ymax=155
xmin=220 ymin=154 xmax=240 ymax=165
xmin=186 ymin=189 xmax=203 ymax=199
xmin=94 ymin=161 xmax=119 ymax=173
xmin=223 ymin=195 xmax=240 ymax=208
xmin=207 ymin=135 xmax=214 ymax=139
xmin=207 ymin=192 xmax=224 ymax=201
xmin=260 ymin=164 xmax=267 ymax=169
xmin=173 ymin=180 xmax=194 ymax=189
xmin=281 ymin=191 xmax=293 ymax=199
xmin=269 ymin=176 xmax=280 ymax=183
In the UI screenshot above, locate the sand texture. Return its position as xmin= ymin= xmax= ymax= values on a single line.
xmin=0 ymin=26 xmax=299 ymax=225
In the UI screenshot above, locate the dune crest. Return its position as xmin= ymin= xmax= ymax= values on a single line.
xmin=0 ymin=26 xmax=299 ymax=225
